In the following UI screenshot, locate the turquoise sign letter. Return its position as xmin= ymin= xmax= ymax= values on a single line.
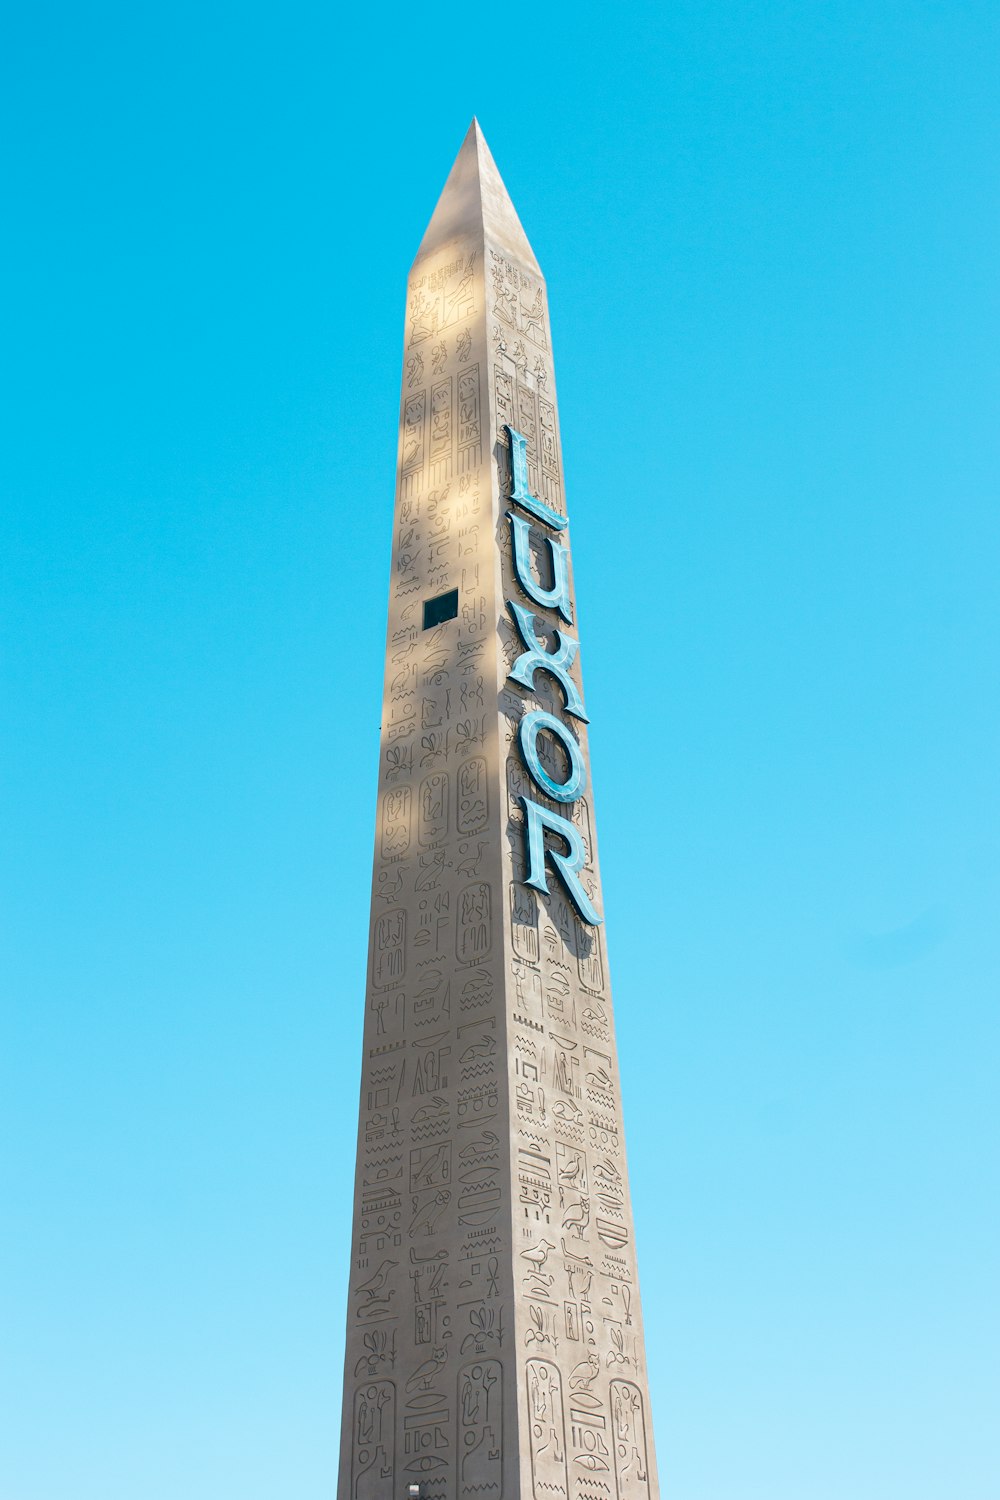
xmin=505 ymin=426 xmax=568 ymax=532
xmin=507 ymin=600 xmax=589 ymax=722
xmin=508 ymin=512 xmax=573 ymax=623
xmin=518 ymin=709 xmax=587 ymax=803
xmin=521 ymin=796 xmax=602 ymax=926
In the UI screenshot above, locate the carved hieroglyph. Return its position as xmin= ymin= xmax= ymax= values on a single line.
xmin=338 ymin=121 xmax=660 ymax=1500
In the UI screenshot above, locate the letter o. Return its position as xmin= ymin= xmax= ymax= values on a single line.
xmin=518 ymin=710 xmax=586 ymax=804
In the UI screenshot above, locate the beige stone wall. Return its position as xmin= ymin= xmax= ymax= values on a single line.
xmin=338 ymin=125 xmax=658 ymax=1500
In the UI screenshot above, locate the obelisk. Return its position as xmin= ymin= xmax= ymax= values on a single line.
xmin=338 ymin=121 xmax=660 ymax=1500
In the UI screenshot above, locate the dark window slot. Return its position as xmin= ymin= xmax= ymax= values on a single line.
xmin=423 ymin=588 xmax=458 ymax=630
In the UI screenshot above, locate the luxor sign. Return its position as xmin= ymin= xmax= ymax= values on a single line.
xmin=503 ymin=425 xmax=602 ymax=928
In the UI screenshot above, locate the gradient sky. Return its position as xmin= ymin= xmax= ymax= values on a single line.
xmin=2 ymin=3 xmax=998 ymax=1498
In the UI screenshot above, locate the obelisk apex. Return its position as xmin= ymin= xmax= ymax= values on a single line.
xmin=414 ymin=118 xmax=541 ymax=275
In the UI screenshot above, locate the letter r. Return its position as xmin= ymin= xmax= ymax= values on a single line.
xmin=521 ymin=796 xmax=602 ymax=926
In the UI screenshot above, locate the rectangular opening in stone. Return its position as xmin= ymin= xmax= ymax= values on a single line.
xmin=422 ymin=588 xmax=458 ymax=629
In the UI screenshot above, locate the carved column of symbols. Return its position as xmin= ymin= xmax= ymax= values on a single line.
xmin=486 ymin=243 xmax=656 ymax=1500
xmin=398 ymin=247 xmax=468 ymax=1499
xmin=441 ymin=260 xmax=513 ymax=1500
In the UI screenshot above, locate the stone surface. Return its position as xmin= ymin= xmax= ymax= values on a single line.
xmin=338 ymin=121 xmax=660 ymax=1500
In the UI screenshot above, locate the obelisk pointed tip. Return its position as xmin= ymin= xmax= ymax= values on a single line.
xmin=413 ymin=121 xmax=541 ymax=275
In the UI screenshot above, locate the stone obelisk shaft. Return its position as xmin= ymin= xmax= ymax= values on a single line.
xmin=338 ymin=122 xmax=659 ymax=1500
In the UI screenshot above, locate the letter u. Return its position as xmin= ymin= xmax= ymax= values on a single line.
xmin=508 ymin=513 xmax=573 ymax=623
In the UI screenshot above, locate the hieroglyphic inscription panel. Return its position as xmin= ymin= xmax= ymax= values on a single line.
xmin=487 ymin=231 xmax=659 ymax=1500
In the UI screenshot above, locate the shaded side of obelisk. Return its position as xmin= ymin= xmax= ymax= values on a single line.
xmin=337 ymin=118 xmax=515 ymax=1500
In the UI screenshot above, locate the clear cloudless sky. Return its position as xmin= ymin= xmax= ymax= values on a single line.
xmin=2 ymin=3 xmax=998 ymax=1498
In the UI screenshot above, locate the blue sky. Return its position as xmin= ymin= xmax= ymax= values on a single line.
xmin=2 ymin=3 xmax=998 ymax=1497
